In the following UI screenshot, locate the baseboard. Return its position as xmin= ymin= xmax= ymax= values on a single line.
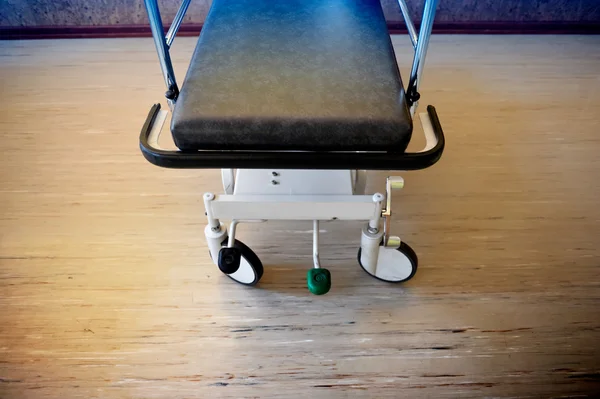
xmin=1 ymin=22 xmax=599 ymax=40
xmin=0 ymin=24 xmax=201 ymax=40
xmin=388 ymin=21 xmax=600 ymax=34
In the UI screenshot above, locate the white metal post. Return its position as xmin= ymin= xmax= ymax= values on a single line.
xmin=203 ymin=193 xmax=220 ymax=231
xmin=360 ymin=225 xmax=384 ymax=275
xmin=369 ymin=193 xmax=385 ymax=232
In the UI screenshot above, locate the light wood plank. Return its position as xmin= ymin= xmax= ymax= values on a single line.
xmin=0 ymin=35 xmax=599 ymax=398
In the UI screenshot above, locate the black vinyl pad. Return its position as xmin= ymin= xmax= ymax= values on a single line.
xmin=171 ymin=0 xmax=413 ymax=152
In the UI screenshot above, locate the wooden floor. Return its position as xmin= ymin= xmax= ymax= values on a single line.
xmin=1 ymin=35 xmax=599 ymax=398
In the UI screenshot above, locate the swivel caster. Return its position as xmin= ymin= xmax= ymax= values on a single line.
xmin=358 ymin=242 xmax=418 ymax=283
xmin=307 ymin=268 xmax=331 ymax=295
xmin=218 ymin=238 xmax=264 ymax=286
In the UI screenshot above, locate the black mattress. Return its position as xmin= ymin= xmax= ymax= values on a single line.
xmin=170 ymin=0 xmax=413 ymax=152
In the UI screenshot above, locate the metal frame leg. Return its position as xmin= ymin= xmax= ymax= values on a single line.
xmin=165 ymin=0 xmax=192 ymax=48
xmin=143 ymin=0 xmax=190 ymax=104
xmin=406 ymin=0 xmax=440 ymax=111
xmin=396 ymin=0 xmax=418 ymax=48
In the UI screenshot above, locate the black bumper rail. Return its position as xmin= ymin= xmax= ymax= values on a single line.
xmin=139 ymin=103 xmax=445 ymax=171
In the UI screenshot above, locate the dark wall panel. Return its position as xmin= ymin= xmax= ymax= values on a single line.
xmin=1 ymin=0 xmax=599 ymax=27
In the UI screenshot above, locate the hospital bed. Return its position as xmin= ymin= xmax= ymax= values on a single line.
xmin=139 ymin=0 xmax=445 ymax=294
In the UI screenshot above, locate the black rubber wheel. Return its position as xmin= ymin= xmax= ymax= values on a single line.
xmin=357 ymin=242 xmax=418 ymax=283
xmin=219 ymin=238 xmax=263 ymax=286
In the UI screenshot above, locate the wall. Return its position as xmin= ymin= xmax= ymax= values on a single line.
xmin=1 ymin=0 xmax=599 ymax=27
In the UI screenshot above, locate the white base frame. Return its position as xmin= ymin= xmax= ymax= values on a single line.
xmin=203 ymin=169 xmax=401 ymax=273
xmin=199 ymin=107 xmax=443 ymax=273
xmin=207 ymin=193 xmax=380 ymax=221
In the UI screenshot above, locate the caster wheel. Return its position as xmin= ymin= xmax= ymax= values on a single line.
xmin=307 ymin=268 xmax=331 ymax=295
xmin=219 ymin=238 xmax=263 ymax=286
xmin=358 ymin=242 xmax=418 ymax=283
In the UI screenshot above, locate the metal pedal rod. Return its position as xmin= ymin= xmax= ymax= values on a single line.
xmin=313 ymin=220 xmax=321 ymax=269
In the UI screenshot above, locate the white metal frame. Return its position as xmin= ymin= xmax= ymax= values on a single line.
xmin=198 ymin=109 xmax=439 ymax=272
xmin=146 ymin=103 xmax=440 ymax=273
xmin=203 ymin=181 xmax=389 ymax=272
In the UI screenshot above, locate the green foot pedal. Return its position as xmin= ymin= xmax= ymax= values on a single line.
xmin=307 ymin=268 xmax=331 ymax=295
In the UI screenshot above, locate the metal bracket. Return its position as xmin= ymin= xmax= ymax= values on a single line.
xmin=383 ymin=176 xmax=405 ymax=247
xmin=221 ymin=169 xmax=235 ymax=194
xmin=227 ymin=220 xmax=239 ymax=248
